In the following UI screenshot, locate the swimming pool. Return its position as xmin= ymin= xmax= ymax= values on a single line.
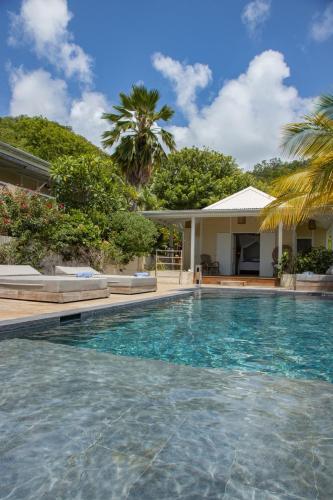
xmin=2 ymin=290 xmax=333 ymax=499
xmin=20 ymin=290 xmax=333 ymax=382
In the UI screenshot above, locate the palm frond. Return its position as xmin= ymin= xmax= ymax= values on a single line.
xmin=155 ymin=105 xmax=175 ymax=122
xmin=261 ymin=92 xmax=333 ymax=229
xmin=101 ymin=85 xmax=175 ymax=187
xmin=159 ymin=128 xmax=176 ymax=151
xmin=316 ymin=94 xmax=333 ymax=119
xmin=282 ymin=115 xmax=333 ymax=159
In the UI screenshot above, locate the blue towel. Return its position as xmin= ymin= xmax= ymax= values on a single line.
xmin=134 ymin=272 xmax=150 ymax=277
xmin=76 ymin=271 xmax=94 ymax=278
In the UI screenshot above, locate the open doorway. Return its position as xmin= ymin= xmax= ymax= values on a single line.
xmin=234 ymin=233 xmax=260 ymax=275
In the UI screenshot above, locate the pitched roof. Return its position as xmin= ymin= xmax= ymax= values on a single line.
xmin=203 ymin=186 xmax=275 ymax=211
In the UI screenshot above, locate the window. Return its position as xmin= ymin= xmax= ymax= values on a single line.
xmin=297 ymin=238 xmax=312 ymax=254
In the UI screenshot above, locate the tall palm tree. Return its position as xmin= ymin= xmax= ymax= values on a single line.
xmin=261 ymin=94 xmax=333 ymax=230
xmin=102 ymin=85 xmax=176 ymax=188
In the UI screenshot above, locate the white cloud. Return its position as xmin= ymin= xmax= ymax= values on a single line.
xmin=69 ymin=91 xmax=109 ymax=145
xmin=310 ymin=2 xmax=333 ymax=42
xmin=9 ymin=0 xmax=92 ymax=84
xmin=9 ymin=67 xmax=109 ymax=146
xmin=152 ymin=52 xmax=212 ymax=117
xmin=7 ymin=0 xmax=111 ymax=147
xmin=242 ymin=0 xmax=271 ymax=36
xmin=154 ymin=50 xmax=313 ymax=168
xmin=9 ymin=67 xmax=69 ymax=122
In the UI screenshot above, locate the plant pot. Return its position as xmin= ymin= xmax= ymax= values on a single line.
xmin=280 ymin=273 xmax=296 ymax=290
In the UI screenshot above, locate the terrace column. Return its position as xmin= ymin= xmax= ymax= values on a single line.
xmin=278 ymin=222 xmax=283 ymax=262
xmin=190 ymin=216 xmax=196 ymax=271
xmin=199 ymin=218 xmax=203 ymax=256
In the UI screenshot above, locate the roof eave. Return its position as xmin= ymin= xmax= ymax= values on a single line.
xmin=141 ymin=208 xmax=264 ymax=220
xmin=0 ymin=141 xmax=50 ymax=179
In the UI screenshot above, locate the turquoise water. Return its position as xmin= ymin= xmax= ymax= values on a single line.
xmin=23 ymin=291 xmax=333 ymax=382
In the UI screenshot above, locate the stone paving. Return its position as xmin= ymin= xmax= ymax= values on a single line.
xmin=1 ymin=338 xmax=333 ymax=499
xmin=0 ymin=284 xmax=190 ymax=322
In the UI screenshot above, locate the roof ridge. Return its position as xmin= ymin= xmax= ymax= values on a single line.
xmin=203 ymin=186 xmax=275 ymax=211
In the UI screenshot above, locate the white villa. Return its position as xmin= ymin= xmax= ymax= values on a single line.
xmin=143 ymin=187 xmax=333 ymax=282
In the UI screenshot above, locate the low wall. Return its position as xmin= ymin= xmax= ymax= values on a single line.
xmin=296 ymin=274 xmax=333 ymax=292
xmin=104 ymin=257 xmax=144 ymax=275
xmin=156 ymin=270 xmax=194 ymax=285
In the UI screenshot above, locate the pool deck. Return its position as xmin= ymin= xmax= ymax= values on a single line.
xmin=0 ymin=283 xmax=332 ymax=330
xmin=0 ymin=284 xmax=194 ymax=324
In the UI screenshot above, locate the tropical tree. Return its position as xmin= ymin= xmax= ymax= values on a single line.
xmin=50 ymin=154 xmax=131 ymax=214
xmin=151 ymin=147 xmax=266 ymax=209
xmin=261 ymin=94 xmax=333 ymax=229
xmin=102 ymin=85 xmax=176 ymax=188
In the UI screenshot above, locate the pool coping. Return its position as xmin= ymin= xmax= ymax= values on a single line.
xmin=0 ymin=288 xmax=196 ymax=335
xmin=0 ymin=285 xmax=332 ymax=335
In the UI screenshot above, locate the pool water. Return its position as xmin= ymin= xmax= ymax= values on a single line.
xmin=23 ymin=291 xmax=333 ymax=382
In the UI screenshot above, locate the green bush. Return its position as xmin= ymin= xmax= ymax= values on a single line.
xmin=0 ymin=187 xmax=60 ymax=238
xmin=295 ymin=247 xmax=333 ymax=274
xmin=0 ymin=189 xmax=108 ymax=269
xmin=108 ymin=212 xmax=158 ymax=264
xmin=0 ymin=188 xmax=157 ymax=270
xmin=51 ymin=154 xmax=130 ymax=214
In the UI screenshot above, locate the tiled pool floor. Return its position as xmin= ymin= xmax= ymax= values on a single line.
xmin=1 ymin=338 xmax=333 ymax=499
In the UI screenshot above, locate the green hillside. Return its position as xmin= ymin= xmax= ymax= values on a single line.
xmin=0 ymin=116 xmax=105 ymax=162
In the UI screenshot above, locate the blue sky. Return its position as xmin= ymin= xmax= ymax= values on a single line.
xmin=0 ymin=0 xmax=332 ymax=168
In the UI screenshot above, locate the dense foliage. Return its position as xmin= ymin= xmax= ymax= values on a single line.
xmin=151 ymin=148 xmax=265 ymax=209
xmin=51 ymin=155 xmax=131 ymax=213
xmin=0 ymin=116 xmax=102 ymax=162
xmin=108 ymin=212 xmax=158 ymax=264
xmin=0 ymin=187 xmax=157 ymax=269
xmin=102 ymin=85 xmax=175 ymax=187
xmin=295 ymin=247 xmax=333 ymax=274
xmin=277 ymin=247 xmax=333 ymax=276
xmin=251 ymin=158 xmax=305 ymax=185
xmin=0 ymin=188 xmax=107 ymax=268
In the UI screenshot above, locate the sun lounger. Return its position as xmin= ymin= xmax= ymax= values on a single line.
xmin=0 ymin=265 xmax=109 ymax=303
xmin=55 ymin=266 xmax=157 ymax=294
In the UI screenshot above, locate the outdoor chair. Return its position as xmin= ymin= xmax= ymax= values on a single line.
xmin=200 ymin=254 xmax=220 ymax=275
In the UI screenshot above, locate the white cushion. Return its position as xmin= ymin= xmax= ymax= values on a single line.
xmin=0 ymin=265 xmax=41 ymax=276
xmin=104 ymin=275 xmax=156 ymax=286
xmin=54 ymin=266 xmax=156 ymax=286
xmin=0 ymin=276 xmax=107 ymax=292
xmin=55 ymin=266 xmax=100 ymax=275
